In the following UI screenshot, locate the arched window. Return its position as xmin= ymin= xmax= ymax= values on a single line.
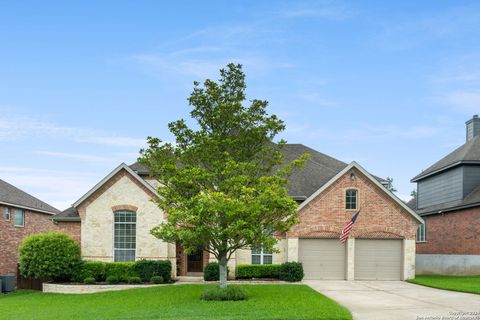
xmin=113 ymin=210 xmax=136 ymax=262
xmin=345 ymin=189 xmax=358 ymax=210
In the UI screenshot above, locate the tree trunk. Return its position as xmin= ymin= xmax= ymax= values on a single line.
xmin=219 ymin=253 xmax=228 ymax=288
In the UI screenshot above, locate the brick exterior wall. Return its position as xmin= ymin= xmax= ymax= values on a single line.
xmin=0 ymin=205 xmax=80 ymax=278
xmin=289 ymin=168 xmax=418 ymax=240
xmin=417 ymin=207 xmax=480 ymax=254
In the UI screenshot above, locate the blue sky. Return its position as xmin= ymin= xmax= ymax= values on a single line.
xmin=1 ymin=1 xmax=479 ymax=209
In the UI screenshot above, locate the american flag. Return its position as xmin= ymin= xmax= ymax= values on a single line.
xmin=340 ymin=211 xmax=360 ymax=243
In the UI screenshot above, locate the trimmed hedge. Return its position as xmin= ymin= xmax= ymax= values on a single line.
xmin=79 ymin=261 xmax=107 ymax=282
xmin=74 ymin=260 xmax=171 ymax=283
xmin=151 ymin=276 xmax=164 ymax=284
xmin=19 ymin=232 xmax=81 ymax=281
xmin=204 ymin=262 xmax=219 ymax=281
xmin=134 ymin=260 xmax=172 ymax=283
xmin=236 ymin=264 xmax=281 ymax=279
xmin=106 ymin=275 xmax=119 ymax=284
xmin=105 ymin=262 xmax=137 ymax=282
xmin=279 ymin=262 xmax=304 ymax=282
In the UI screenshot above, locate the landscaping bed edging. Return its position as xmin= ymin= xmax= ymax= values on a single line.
xmin=43 ymin=282 xmax=164 ymax=294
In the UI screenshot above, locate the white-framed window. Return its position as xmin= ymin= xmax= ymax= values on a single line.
xmin=113 ymin=210 xmax=136 ymax=262
xmin=5 ymin=207 xmax=10 ymax=221
xmin=416 ymin=221 xmax=426 ymax=242
xmin=345 ymin=189 xmax=358 ymax=210
xmin=14 ymin=208 xmax=24 ymax=227
xmin=251 ymin=246 xmax=273 ymax=264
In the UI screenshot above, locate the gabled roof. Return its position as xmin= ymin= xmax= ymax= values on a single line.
xmin=297 ymin=162 xmax=424 ymax=224
xmin=129 ymin=144 xmax=388 ymax=199
xmin=412 ymin=136 xmax=480 ymax=182
xmin=0 ymin=178 xmax=59 ymax=215
xmin=52 ymin=163 xmax=157 ymax=221
xmin=73 ymin=163 xmax=157 ymax=208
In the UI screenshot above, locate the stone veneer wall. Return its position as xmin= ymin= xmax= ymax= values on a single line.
xmin=77 ymin=169 xmax=176 ymax=276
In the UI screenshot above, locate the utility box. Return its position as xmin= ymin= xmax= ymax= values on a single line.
xmin=0 ymin=274 xmax=16 ymax=293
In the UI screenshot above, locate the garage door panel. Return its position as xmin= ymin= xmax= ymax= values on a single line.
xmin=355 ymin=239 xmax=402 ymax=280
xmin=299 ymin=239 xmax=346 ymax=280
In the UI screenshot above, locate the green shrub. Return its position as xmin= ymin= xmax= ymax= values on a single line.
xmin=236 ymin=264 xmax=280 ymax=279
xmin=200 ymin=286 xmax=248 ymax=301
xmin=79 ymin=261 xmax=106 ymax=282
xmin=204 ymin=262 xmax=220 ymax=281
xmin=134 ymin=260 xmax=172 ymax=283
xmin=105 ymin=262 xmax=136 ymax=282
xmin=106 ymin=275 xmax=119 ymax=284
xmin=83 ymin=277 xmax=96 ymax=284
xmin=128 ymin=276 xmax=142 ymax=284
xmin=19 ymin=232 xmax=81 ymax=281
xmin=279 ymin=262 xmax=304 ymax=282
xmin=151 ymin=276 xmax=164 ymax=284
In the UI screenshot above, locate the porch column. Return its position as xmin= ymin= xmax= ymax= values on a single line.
xmin=287 ymin=238 xmax=299 ymax=262
xmin=346 ymin=237 xmax=355 ymax=280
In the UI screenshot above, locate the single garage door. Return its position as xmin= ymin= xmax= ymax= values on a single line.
xmin=354 ymin=239 xmax=402 ymax=280
xmin=299 ymin=239 xmax=346 ymax=280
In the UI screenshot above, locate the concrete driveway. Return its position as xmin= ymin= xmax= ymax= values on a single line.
xmin=305 ymin=280 xmax=480 ymax=320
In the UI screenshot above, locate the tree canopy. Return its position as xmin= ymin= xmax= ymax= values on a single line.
xmin=139 ymin=63 xmax=308 ymax=287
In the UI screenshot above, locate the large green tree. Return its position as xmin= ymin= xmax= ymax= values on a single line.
xmin=140 ymin=63 xmax=308 ymax=288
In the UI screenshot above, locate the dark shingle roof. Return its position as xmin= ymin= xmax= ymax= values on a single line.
xmin=52 ymin=206 xmax=80 ymax=221
xmin=415 ymin=185 xmax=480 ymax=216
xmin=129 ymin=161 xmax=150 ymax=175
xmin=0 ymin=179 xmax=59 ymax=214
xmin=412 ymin=136 xmax=480 ymax=182
xmin=406 ymin=198 xmax=416 ymax=210
xmin=129 ymin=143 xmax=387 ymax=199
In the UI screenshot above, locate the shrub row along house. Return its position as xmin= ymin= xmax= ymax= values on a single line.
xmin=0 ymin=179 xmax=77 ymax=278
xmin=409 ymin=115 xmax=480 ymax=275
xmin=52 ymin=144 xmax=422 ymax=281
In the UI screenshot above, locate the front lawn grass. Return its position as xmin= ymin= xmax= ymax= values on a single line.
xmin=0 ymin=284 xmax=352 ymax=320
xmin=408 ymin=275 xmax=480 ymax=294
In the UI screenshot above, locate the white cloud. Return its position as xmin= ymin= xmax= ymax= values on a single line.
xmin=34 ymin=151 xmax=117 ymax=163
xmin=278 ymin=3 xmax=355 ymax=20
xmin=0 ymin=112 xmax=146 ymax=147
xmin=445 ymin=91 xmax=480 ymax=114
xmin=0 ymin=166 xmax=100 ymax=210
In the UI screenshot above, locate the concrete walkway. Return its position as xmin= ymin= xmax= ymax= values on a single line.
xmin=305 ymin=280 xmax=480 ymax=320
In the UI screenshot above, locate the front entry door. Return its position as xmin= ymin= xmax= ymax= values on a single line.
xmin=187 ymin=249 xmax=203 ymax=273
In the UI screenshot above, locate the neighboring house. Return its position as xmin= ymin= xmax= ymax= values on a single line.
xmin=0 ymin=179 xmax=78 ymax=279
xmin=410 ymin=115 xmax=480 ymax=275
xmin=52 ymin=144 xmax=422 ymax=280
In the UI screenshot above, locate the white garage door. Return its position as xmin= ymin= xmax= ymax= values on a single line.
xmin=299 ymin=239 xmax=346 ymax=280
xmin=354 ymin=239 xmax=402 ymax=280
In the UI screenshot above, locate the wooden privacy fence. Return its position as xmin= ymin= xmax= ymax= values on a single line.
xmin=16 ymin=265 xmax=46 ymax=290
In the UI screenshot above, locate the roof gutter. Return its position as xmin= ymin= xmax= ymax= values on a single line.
xmin=0 ymin=201 xmax=57 ymax=215
xmin=411 ymin=160 xmax=480 ymax=182
xmin=50 ymin=216 xmax=81 ymax=222
xmin=418 ymin=201 xmax=480 ymax=216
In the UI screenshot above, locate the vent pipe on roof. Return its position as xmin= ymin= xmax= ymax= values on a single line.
xmin=466 ymin=114 xmax=480 ymax=142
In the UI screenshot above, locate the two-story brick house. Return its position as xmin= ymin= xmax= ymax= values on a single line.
xmin=0 ymin=179 xmax=79 ymax=279
xmin=411 ymin=115 xmax=480 ymax=275
xmin=53 ymin=144 xmax=422 ymax=280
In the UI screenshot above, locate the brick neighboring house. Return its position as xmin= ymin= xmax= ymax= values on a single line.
xmin=410 ymin=115 xmax=480 ymax=275
xmin=0 ymin=179 xmax=79 ymax=279
xmin=52 ymin=144 xmax=422 ymax=280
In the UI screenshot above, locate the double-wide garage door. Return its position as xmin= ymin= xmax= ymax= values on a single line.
xmin=299 ymin=238 xmax=402 ymax=280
